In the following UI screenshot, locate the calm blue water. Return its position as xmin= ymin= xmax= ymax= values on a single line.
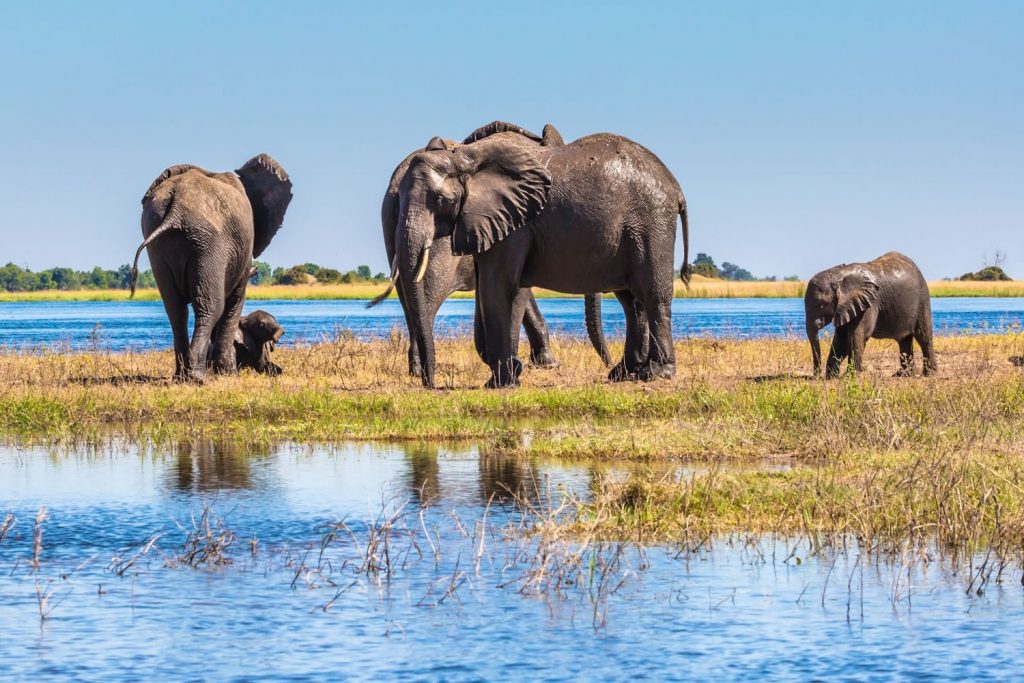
xmin=1 ymin=442 xmax=1022 ymax=680
xmin=1 ymin=297 xmax=1022 ymax=351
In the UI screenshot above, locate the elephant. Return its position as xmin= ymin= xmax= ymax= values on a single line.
xmin=234 ymin=310 xmax=284 ymax=375
xmin=393 ymin=130 xmax=690 ymax=388
xmin=805 ymin=251 xmax=936 ymax=378
xmin=130 ymin=154 xmax=292 ymax=382
xmin=373 ymin=121 xmax=610 ymax=387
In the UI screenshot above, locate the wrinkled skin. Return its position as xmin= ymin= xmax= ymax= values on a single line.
xmin=233 ymin=310 xmax=284 ymax=375
xmin=131 ymin=155 xmax=292 ymax=382
xmin=378 ymin=121 xmax=609 ymax=387
xmin=396 ymin=131 xmax=690 ymax=388
xmin=805 ymin=251 xmax=936 ymax=378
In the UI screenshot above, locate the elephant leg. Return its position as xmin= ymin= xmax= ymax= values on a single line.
xmin=209 ymin=282 xmax=246 ymax=375
xmin=188 ymin=296 xmax=226 ymax=384
xmin=895 ymin=336 xmax=915 ymax=377
xmin=825 ymin=329 xmax=850 ymax=379
xmin=474 ymin=293 xmax=487 ymax=363
xmin=609 ymin=290 xmax=648 ymax=381
xmin=848 ymin=326 xmax=869 ymax=375
xmin=916 ymin=329 xmax=937 ymax=377
xmin=161 ymin=291 xmax=191 ymax=382
xmin=638 ymin=288 xmax=675 ymax=381
xmin=477 ymin=272 xmax=521 ymax=389
xmin=519 ymin=290 xmax=558 ymax=369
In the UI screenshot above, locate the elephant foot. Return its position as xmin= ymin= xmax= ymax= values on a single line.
xmin=485 ymin=358 xmax=523 ymax=389
xmin=893 ymin=368 xmax=915 ymax=378
xmin=408 ymin=362 xmax=422 ymax=377
xmin=608 ymin=362 xmax=639 ymax=382
xmin=529 ymin=349 xmax=559 ymax=369
xmin=638 ymin=361 xmax=675 ymax=381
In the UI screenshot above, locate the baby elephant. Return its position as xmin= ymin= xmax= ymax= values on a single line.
xmin=234 ymin=311 xmax=284 ymax=376
xmin=805 ymin=251 xmax=936 ymax=378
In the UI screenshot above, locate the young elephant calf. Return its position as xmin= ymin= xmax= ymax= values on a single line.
xmin=804 ymin=251 xmax=936 ymax=378
xmin=233 ymin=311 xmax=284 ymax=376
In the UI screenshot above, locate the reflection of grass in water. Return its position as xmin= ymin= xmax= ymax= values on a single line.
xmin=5 ymin=276 xmax=1024 ymax=301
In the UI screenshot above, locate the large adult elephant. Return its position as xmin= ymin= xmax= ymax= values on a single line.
xmin=805 ymin=251 xmax=936 ymax=378
xmin=130 ymin=154 xmax=293 ymax=382
xmin=394 ymin=131 xmax=690 ymax=388
xmin=374 ymin=121 xmax=610 ymax=387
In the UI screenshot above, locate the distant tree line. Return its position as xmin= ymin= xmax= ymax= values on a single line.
xmin=688 ymin=253 xmax=799 ymax=282
xmin=0 ymin=261 xmax=390 ymax=292
xmin=0 ymin=263 xmax=156 ymax=292
xmin=250 ymin=262 xmax=388 ymax=286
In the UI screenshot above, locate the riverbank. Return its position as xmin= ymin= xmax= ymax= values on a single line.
xmin=3 ymin=332 xmax=1024 ymax=560
xmin=2 ymin=277 xmax=1023 ymax=301
xmin=2 ymin=333 xmax=1021 ymax=451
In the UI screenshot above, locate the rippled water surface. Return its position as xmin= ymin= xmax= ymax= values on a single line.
xmin=1 ymin=297 xmax=1022 ymax=350
xmin=1 ymin=442 xmax=1023 ymax=680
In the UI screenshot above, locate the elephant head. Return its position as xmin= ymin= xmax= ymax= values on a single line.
xmin=396 ymin=135 xmax=551 ymax=386
xmin=235 ymin=154 xmax=293 ymax=259
xmin=804 ymin=266 xmax=880 ymax=375
xmin=234 ymin=310 xmax=284 ymax=375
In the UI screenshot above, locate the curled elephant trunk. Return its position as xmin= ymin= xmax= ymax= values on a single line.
xmin=807 ymin=320 xmax=822 ymax=377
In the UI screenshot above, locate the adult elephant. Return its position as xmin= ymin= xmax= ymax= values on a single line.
xmin=394 ymin=131 xmax=690 ymax=388
xmin=130 ymin=154 xmax=292 ymax=382
xmin=805 ymin=251 xmax=936 ymax=378
xmin=374 ymin=121 xmax=610 ymax=387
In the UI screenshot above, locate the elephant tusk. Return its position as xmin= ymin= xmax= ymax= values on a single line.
xmin=413 ymin=246 xmax=431 ymax=284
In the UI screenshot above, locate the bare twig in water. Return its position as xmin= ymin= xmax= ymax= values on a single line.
xmin=168 ymin=503 xmax=236 ymax=569
xmin=108 ymin=534 xmax=161 ymax=576
xmin=0 ymin=512 xmax=14 ymax=543
xmin=31 ymin=507 xmax=48 ymax=571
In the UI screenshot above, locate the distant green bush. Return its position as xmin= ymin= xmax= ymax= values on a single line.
xmin=958 ymin=266 xmax=1011 ymax=281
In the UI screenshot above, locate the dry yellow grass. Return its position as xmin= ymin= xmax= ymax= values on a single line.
xmin=2 ymin=276 xmax=1022 ymax=301
xmin=2 ymin=331 xmax=1023 ymax=456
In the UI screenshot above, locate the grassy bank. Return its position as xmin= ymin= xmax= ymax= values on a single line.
xmin=1 ymin=332 xmax=1023 ymax=452
xmin=3 ymin=277 xmax=1023 ymax=302
xmin=4 ymin=332 xmax=1024 ymax=561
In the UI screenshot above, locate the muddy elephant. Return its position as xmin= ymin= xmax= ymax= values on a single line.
xmin=373 ymin=121 xmax=610 ymax=387
xmin=130 ymin=154 xmax=292 ymax=382
xmin=234 ymin=310 xmax=284 ymax=375
xmin=805 ymin=251 xmax=936 ymax=378
xmin=394 ymin=130 xmax=690 ymax=388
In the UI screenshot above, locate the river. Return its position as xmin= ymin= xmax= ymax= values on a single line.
xmin=1 ymin=297 xmax=1022 ymax=351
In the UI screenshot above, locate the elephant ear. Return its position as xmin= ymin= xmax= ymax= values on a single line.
xmin=236 ymin=154 xmax=293 ymax=259
xmin=234 ymin=320 xmax=261 ymax=357
xmin=541 ymin=124 xmax=565 ymax=147
xmin=142 ymin=164 xmax=201 ymax=203
xmin=462 ymin=121 xmax=542 ymax=145
xmin=833 ymin=269 xmax=880 ymax=326
xmin=451 ymin=138 xmax=551 ymax=255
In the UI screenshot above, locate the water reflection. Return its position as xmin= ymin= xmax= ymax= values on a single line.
xmin=402 ymin=442 xmax=442 ymax=504
xmin=165 ymin=439 xmax=270 ymax=494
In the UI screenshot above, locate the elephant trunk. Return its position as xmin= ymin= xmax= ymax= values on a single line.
xmin=398 ymin=217 xmax=436 ymax=388
xmin=807 ymin=320 xmax=822 ymax=377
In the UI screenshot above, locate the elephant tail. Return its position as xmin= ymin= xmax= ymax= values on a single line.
xmin=584 ymin=293 xmax=612 ymax=367
xmin=679 ymin=194 xmax=692 ymax=289
xmin=366 ymin=254 xmax=399 ymax=308
xmin=129 ymin=211 xmax=180 ymax=298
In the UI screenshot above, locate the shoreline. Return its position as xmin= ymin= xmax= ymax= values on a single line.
xmin=1 ymin=278 xmax=1023 ymax=302
xmin=2 ymin=333 xmax=1022 ymax=551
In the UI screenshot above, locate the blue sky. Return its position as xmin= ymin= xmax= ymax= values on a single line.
xmin=0 ymin=1 xmax=1020 ymax=279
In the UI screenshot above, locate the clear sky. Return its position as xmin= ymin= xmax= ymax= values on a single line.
xmin=0 ymin=1 xmax=1020 ymax=279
